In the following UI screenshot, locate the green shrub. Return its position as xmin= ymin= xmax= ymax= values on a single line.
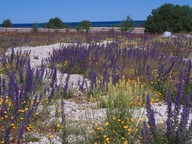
xmin=65 ymin=23 xmax=71 ymax=32
xmin=31 ymin=23 xmax=38 ymax=32
xmin=120 ymin=16 xmax=135 ymax=33
xmin=76 ymin=20 xmax=92 ymax=33
xmin=2 ymin=19 xmax=12 ymax=27
xmin=144 ymin=3 xmax=192 ymax=33
xmin=45 ymin=17 xmax=65 ymax=29
xmin=88 ymin=77 xmax=152 ymax=143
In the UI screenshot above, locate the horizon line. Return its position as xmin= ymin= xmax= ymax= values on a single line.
xmin=11 ymin=20 xmax=146 ymax=24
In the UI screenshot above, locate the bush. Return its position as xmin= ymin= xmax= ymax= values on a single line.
xmin=31 ymin=23 xmax=38 ymax=32
xmin=65 ymin=23 xmax=71 ymax=32
xmin=44 ymin=17 xmax=64 ymax=29
xmin=88 ymin=77 xmax=148 ymax=143
xmin=120 ymin=16 xmax=135 ymax=33
xmin=144 ymin=3 xmax=192 ymax=33
xmin=76 ymin=20 xmax=92 ymax=33
xmin=2 ymin=19 xmax=12 ymax=27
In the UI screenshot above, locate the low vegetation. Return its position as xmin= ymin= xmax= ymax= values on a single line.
xmin=1 ymin=2 xmax=192 ymax=141
xmin=0 ymin=30 xmax=192 ymax=143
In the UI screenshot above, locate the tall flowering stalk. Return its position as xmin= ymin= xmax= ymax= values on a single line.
xmin=166 ymin=90 xmax=173 ymax=142
xmin=17 ymin=95 xmax=41 ymax=144
xmin=173 ymin=72 xmax=183 ymax=126
xmin=144 ymin=76 xmax=192 ymax=143
xmin=146 ymin=94 xmax=157 ymax=139
xmin=0 ymin=49 xmax=65 ymax=143
xmin=60 ymin=72 xmax=70 ymax=143
xmin=178 ymin=95 xmax=190 ymax=143
xmin=141 ymin=122 xmax=150 ymax=144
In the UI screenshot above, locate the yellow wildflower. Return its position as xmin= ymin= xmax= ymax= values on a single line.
xmin=57 ymin=124 xmax=61 ymax=128
xmin=123 ymin=125 xmax=128 ymax=129
xmin=130 ymin=117 xmax=134 ymax=122
xmin=105 ymin=122 xmax=109 ymax=126
xmin=49 ymin=133 xmax=53 ymax=139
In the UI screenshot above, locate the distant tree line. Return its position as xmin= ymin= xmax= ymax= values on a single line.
xmin=0 ymin=16 xmax=135 ymax=33
xmin=2 ymin=3 xmax=192 ymax=33
xmin=43 ymin=17 xmax=92 ymax=32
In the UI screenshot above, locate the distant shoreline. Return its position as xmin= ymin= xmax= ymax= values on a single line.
xmin=0 ymin=20 xmax=145 ymax=28
xmin=0 ymin=27 xmax=145 ymax=34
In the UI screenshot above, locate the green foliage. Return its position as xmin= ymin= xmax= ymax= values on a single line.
xmin=24 ymin=134 xmax=39 ymax=143
xmin=96 ymin=77 xmax=161 ymax=110
xmin=45 ymin=17 xmax=64 ymax=29
xmin=120 ymin=16 xmax=135 ymax=32
xmin=2 ymin=19 xmax=12 ymax=27
xmin=91 ymin=112 xmax=142 ymax=144
xmin=65 ymin=23 xmax=71 ymax=32
xmin=144 ymin=3 xmax=192 ymax=33
xmin=88 ymin=77 xmax=146 ymax=143
xmin=76 ymin=20 xmax=92 ymax=33
xmin=31 ymin=23 xmax=38 ymax=32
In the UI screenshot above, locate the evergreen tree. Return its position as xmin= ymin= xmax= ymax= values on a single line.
xmin=120 ymin=16 xmax=135 ymax=33
xmin=2 ymin=19 xmax=12 ymax=27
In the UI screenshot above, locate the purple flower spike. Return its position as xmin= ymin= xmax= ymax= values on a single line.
xmin=146 ymin=94 xmax=157 ymax=137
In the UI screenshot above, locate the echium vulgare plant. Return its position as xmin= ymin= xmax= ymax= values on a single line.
xmin=0 ymin=48 xmax=30 ymax=76
xmin=142 ymin=77 xmax=192 ymax=144
xmin=0 ymin=49 xmax=67 ymax=143
xmin=0 ymin=70 xmax=43 ymax=144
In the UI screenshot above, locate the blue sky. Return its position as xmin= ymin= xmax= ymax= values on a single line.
xmin=0 ymin=0 xmax=191 ymax=23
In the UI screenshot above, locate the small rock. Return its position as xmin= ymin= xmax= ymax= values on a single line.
xmin=162 ymin=31 xmax=171 ymax=38
xmin=186 ymin=34 xmax=192 ymax=39
xmin=170 ymin=35 xmax=178 ymax=39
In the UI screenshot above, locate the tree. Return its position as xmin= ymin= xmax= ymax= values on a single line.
xmin=65 ymin=23 xmax=71 ymax=32
xmin=76 ymin=20 xmax=92 ymax=33
xmin=2 ymin=19 xmax=12 ymax=27
xmin=44 ymin=17 xmax=64 ymax=29
xmin=31 ymin=23 xmax=38 ymax=32
xmin=144 ymin=4 xmax=192 ymax=33
xmin=120 ymin=16 xmax=135 ymax=33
